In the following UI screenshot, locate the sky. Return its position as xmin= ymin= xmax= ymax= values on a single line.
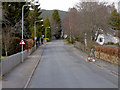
xmin=38 ymin=0 xmax=79 ymax=11
xmin=36 ymin=0 xmax=119 ymax=11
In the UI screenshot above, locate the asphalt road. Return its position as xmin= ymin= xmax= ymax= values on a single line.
xmin=28 ymin=40 xmax=118 ymax=88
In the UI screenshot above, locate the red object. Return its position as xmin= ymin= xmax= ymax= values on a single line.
xmin=24 ymin=39 xmax=34 ymax=50
xmin=88 ymin=60 xmax=91 ymax=62
xmin=19 ymin=39 xmax=26 ymax=45
xmin=88 ymin=56 xmax=91 ymax=62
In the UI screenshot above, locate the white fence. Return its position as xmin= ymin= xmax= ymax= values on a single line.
xmin=0 ymin=47 xmax=36 ymax=76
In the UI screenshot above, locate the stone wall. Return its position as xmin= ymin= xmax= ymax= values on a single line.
xmin=74 ymin=41 xmax=85 ymax=52
xmin=95 ymin=46 xmax=120 ymax=65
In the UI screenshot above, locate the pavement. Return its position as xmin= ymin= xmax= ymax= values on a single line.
xmin=69 ymin=42 xmax=119 ymax=76
xmin=2 ymin=45 xmax=44 ymax=88
xmin=28 ymin=40 xmax=118 ymax=88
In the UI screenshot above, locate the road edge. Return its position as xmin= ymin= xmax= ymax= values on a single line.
xmin=24 ymin=45 xmax=45 ymax=88
xmin=66 ymin=42 xmax=120 ymax=77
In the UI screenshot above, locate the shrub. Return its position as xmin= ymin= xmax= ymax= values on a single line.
xmin=95 ymin=46 xmax=120 ymax=57
xmin=2 ymin=37 xmax=34 ymax=56
xmin=3 ymin=37 xmax=21 ymax=56
xmin=24 ymin=39 xmax=34 ymax=50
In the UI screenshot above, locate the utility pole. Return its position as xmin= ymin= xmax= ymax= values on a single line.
xmin=84 ymin=32 xmax=87 ymax=50
xmin=68 ymin=14 xmax=72 ymax=43
xmin=21 ymin=2 xmax=39 ymax=63
xmin=22 ymin=5 xmax=33 ymax=63
xmin=45 ymin=27 xmax=50 ymax=45
xmin=0 ymin=2 xmax=2 ymax=65
xmin=34 ymin=20 xmax=43 ymax=48
xmin=45 ymin=27 xmax=47 ymax=45
xmin=118 ymin=1 xmax=120 ymax=14
xmin=118 ymin=2 xmax=120 ymax=46
xmin=34 ymin=22 xmax=37 ymax=49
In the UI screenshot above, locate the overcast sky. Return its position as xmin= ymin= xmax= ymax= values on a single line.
xmin=37 ymin=0 xmax=119 ymax=11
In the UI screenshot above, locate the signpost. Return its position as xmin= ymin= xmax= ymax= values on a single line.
xmin=19 ymin=39 xmax=26 ymax=63
xmin=19 ymin=39 xmax=26 ymax=45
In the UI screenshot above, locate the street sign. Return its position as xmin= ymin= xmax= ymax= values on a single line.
xmin=19 ymin=39 xmax=26 ymax=45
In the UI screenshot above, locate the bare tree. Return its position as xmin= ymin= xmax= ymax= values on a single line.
xmin=62 ymin=1 xmax=115 ymax=44
xmin=50 ymin=15 xmax=60 ymax=36
xmin=2 ymin=26 xmax=13 ymax=56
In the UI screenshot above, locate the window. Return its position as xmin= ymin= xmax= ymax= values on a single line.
xmin=99 ymin=38 xmax=103 ymax=42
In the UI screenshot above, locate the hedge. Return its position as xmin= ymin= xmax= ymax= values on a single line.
xmin=95 ymin=46 xmax=120 ymax=58
xmin=2 ymin=37 xmax=34 ymax=56
xmin=24 ymin=39 xmax=34 ymax=50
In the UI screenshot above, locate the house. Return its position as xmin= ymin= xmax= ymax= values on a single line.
xmin=96 ymin=33 xmax=119 ymax=45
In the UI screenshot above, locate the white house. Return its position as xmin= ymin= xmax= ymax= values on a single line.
xmin=64 ymin=34 xmax=68 ymax=39
xmin=96 ymin=33 xmax=119 ymax=45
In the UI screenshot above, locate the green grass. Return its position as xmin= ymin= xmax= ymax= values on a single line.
xmin=1 ymin=56 xmax=7 ymax=59
xmin=0 ymin=76 xmax=3 ymax=81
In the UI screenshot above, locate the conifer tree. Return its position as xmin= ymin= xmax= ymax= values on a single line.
xmin=44 ymin=16 xmax=51 ymax=40
xmin=109 ymin=9 xmax=120 ymax=30
xmin=52 ymin=10 xmax=62 ymax=39
xmin=27 ymin=3 xmax=42 ymax=38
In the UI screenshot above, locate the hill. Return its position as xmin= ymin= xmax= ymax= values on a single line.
xmin=40 ymin=9 xmax=67 ymax=20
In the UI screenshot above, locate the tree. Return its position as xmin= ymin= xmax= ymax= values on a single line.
xmin=44 ymin=16 xmax=51 ymax=40
xmin=62 ymin=1 xmax=115 ymax=44
xmin=2 ymin=26 xmax=12 ymax=56
xmin=2 ymin=2 xmax=26 ymax=26
xmin=2 ymin=1 xmax=43 ymax=56
xmin=27 ymin=3 xmax=43 ymax=39
xmin=51 ymin=10 xmax=62 ymax=39
xmin=2 ymin=2 xmax=31 ymax=38
xmin=109 ymin=9 xmax=120 ymax=30
xmin=2 ymin=2 xmax=28 ymax=56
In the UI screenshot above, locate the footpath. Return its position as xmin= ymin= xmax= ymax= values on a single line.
xmin=1 ymin=45 xmax=45 ymax=88
xmin=66 ymin=43 xmax=120 ymax=77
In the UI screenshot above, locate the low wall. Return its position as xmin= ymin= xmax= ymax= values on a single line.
xmin=95 ymin=46 xmax=120 ymax=65
xmin=0 ymin=47 xmax=36 ymax=76
xmin=74 ymin=41 xmax=85 ymax=52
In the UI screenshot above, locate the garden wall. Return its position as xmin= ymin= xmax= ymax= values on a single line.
xmin=95 ymin=46 xmax=120 ymax=65
xmin=0 ymin=47 xmax=36 ymax=76
xmin=74 ymin=41 xmax=85 ymax=52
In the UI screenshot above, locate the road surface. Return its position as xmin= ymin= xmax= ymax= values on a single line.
xmin=28 ymin=40 xmax=118 ymax=88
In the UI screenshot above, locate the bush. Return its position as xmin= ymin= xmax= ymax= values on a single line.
xmin=66 ymin=36 xmax=70 ymax=44
xmin=104 ymin=42 xmax=115 ymax=45
xmin=24 ymin=39 xmax=34 ymax=50
xmin=95 ymin=46 xmax=120 ymax=58
xmin=2 ymin=37 xmax=21 ymax=56
xmin=2 ymin=37 xmax=33 ymax=56
xmin=87 ymin=41 xmax=99 ymax=50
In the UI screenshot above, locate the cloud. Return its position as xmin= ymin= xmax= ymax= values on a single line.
xmin=38 ymin=0 xmax=119 ymax=11
xmin=39 ymin=0 xmax=79 ymax=11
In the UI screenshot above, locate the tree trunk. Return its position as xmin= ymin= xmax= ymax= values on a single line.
xmin=5 ymin=44 xmax=8 ymax=56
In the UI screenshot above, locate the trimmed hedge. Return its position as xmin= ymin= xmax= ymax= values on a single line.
xmin=24 ymin=39 xmax=34 ymax=50
xmin=95 ymin=46 xmax=120 ymax=58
